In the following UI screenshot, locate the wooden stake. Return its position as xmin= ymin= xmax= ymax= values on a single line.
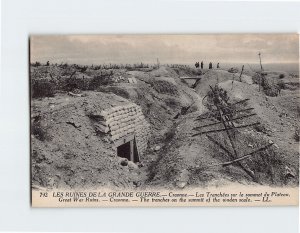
xmin=258 ymin=52 xmax=263 ymax=92
xmin=258 ymin=52 xmax=263 ymax=71
xmin=238 ymin=65 xmax=244 ymax=82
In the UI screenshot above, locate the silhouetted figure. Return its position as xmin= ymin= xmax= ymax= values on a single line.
xmin=46 ymin=61 xmax=50 ymax=66
xmin=217 ymin=63 xmax=220 ymax=68
xmin=195 ymin=62 xmax=199 ymax=68
xmin=209 ymin=62 xmax=212 ymax=69
xmin=201 ymin=61 xmax=203 ymax=69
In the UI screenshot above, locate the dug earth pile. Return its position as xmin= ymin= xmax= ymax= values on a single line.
xmin=31 ymin=65 xmax=299 ymax=189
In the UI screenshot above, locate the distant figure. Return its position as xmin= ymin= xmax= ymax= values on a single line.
xmin=201 ymin=61 xmax=203 ymax=69
xmin=277 ymin=86 xmax=281 ymax=96
xmin=46 ymin=61 xmax=50 ymax=66
xmin=217 ymin=63 xmax=220 ymax=68
xmin=209 ymin=62 xmax=212 ymax=69
xmin=195 ymin=62 xmax=199 ymax=68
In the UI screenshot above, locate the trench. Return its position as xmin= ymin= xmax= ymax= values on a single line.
xmin=130 ymin=77 xmax=206 ymax=189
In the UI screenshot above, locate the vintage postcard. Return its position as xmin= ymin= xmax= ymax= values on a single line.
xmin=30 ymin=34 xmax=299 ymax=207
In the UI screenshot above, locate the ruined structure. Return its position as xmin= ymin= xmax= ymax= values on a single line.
xmin=86 ymin=93 xmax=150 ymax=162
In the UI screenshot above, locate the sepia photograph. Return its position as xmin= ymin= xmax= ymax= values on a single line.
xmin=30 ymin=34 xmax=299 ymax=207
xmin=2 ymin=0 xmax=300 ymax=232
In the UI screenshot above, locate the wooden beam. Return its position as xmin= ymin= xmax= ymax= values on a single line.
xmin=194 ymin=113 xmax=257 ymax=130
xmin=194 ymin=106 xmax=253 ymax=121
xmin=222 ymin=108 xmax=254 ymax=117
xmin=192 ymin=122 xmax=260 ymax=136
xmin=222 ymin=142 xmax=274 ymax=167
xmin=231 ymin=98 xmax=250 ymax=106
xmin=134 ymin=137 xmax=140 ymax=162
xmin=114 ymin=134 xmax=135 ymax=147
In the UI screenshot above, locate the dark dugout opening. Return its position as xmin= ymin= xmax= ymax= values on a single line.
xmin=117 ymin=139 xmax=139 ymax=163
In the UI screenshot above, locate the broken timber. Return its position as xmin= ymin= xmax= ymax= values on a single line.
xmin=192 ymin=122 xmax=260 ymax=136
xmin=221 ymin=142 xmax=274 ymax=167
xmin=195 ymin=100 xmax=251 ymax=121
xmin=192 ymin=85 xmax=274 ymax=182
xmin=193 ymin=113 xmax=257 ymax=130
xmin=206 ymin=139 xmax=274 ymax=168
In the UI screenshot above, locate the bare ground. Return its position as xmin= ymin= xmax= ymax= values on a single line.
xmin=31 ymin=65 xmax=299 ymax=190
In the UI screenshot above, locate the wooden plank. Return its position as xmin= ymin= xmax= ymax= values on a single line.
xmin=114 ymin=133 xmax=135 ymax=147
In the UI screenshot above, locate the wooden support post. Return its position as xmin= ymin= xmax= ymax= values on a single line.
xmin=231 ymin=73 xmax=235 ymax=90
xmin=258 ymin=52 xmax=263 ymax=71
xmin=130 ymin=140 xmax=134 ymax=162
xmin=258 ymin=52 xmax=263 ymax=92
xmin=238 ymin=65 xmax=244 ymax=82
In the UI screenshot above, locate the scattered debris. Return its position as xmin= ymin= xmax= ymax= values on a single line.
xmin=154 ymin=145 xmax=161 ymax=151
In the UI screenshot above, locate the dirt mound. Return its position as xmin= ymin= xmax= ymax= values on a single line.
xmin=150 ymin=66 xmax=178 ymax=77
xmin=31 ymin=92 xmax=143 ymax=189
xmin=218 ymin=80 xmax=299 ymax=169
xmin=98 ymin=74 xmax=202 ymax=144
xmin=195 ymin=69 xmax=252 ymax=95
xmin=31 ymin=64 xmax=299 ymax=190
xmin=145 ymin=111 xmax=249 ymax=189
xmin=172 ymin=66 xmax=203 ymax=77
xmin=31 ymin=64 xmax=205 ymax=190
xmin=146 ymin=82 xmax=299 ymax=188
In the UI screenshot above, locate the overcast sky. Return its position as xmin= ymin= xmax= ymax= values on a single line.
xmin=30 ymin=34 xmax=299 ymax=65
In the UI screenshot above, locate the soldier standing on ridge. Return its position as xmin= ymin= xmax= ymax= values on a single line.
xmin=201 ymin=61 xmax=203 ymax=69
xmin=195 ymin=62 xmax=199 ymax=68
